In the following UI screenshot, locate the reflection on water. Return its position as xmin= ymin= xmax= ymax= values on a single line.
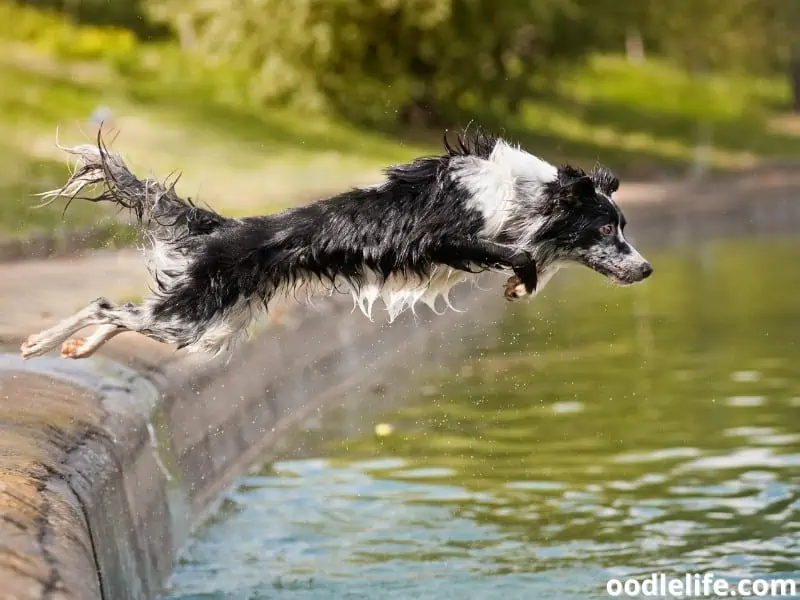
xmin=162 ymin=238 xmax=800 ymax=600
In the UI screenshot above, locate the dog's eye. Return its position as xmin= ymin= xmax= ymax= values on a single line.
xmin=599 ymin=224 xmax=615 ymax=236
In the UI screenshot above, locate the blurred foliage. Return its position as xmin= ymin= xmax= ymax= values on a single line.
xmin=139 ymin=0 xmax=797 ymax=127
xmin=142 ymin=0 xmax=585 ymax=125
xmin=0 ymin=2 xmax=138 ymax=64
xmin=2 ymin=0 xmax=800 ymax=210
xmin=561 ymin=55 xmax=788 ymax=123
xmin=592 ymin=0 xmax=793 ymax=73
xmin=4 ymin=0 xmax=799 ymax=130
xmin=20 ymin=0 xmax=167 ymax=37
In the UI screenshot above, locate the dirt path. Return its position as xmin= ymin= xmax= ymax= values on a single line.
xmin=0 ymin=249 xmax=149 ymax=343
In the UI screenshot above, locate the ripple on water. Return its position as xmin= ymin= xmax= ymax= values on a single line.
xmin=726 ymin=395 xmax=767 ymax=407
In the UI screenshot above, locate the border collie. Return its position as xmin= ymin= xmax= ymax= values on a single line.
xmin=20 ymin=130 xmax=652 ymax=360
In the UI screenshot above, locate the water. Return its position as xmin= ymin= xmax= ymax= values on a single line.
xmin=161 ymin=238 xmax=800 ymax=600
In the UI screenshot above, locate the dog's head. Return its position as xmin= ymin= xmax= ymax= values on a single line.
xmin=534 ymin=165 xmax=652 ymax=285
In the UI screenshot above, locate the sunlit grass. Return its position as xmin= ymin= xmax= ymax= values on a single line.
xmin=534 ymin=54 xmax=800 ymax=172
xmin=0 ymin=50 xmax=421 ymax=237
xmin=0 ymin=3 xmax=423 ymax=238
xmin=561 ymin=54 xmax=789 ymax=122
xmin=2 ymin=4 xmax=800 ymax=239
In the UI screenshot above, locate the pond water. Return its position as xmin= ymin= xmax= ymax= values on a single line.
xmin=161 ymin=237 xmax=800 ymax=600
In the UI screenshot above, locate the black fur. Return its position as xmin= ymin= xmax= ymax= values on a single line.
xmin=151 ymin=142 xmax=532 ymax=331
xmin=21 ymin=128 xmax=651 ymax=360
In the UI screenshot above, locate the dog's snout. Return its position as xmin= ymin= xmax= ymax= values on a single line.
xmin=640 ymin=262 xmax=653 ymax=280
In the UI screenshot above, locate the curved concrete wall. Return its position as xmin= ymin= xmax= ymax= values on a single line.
xmin=0 ymin=286 xmax=499 ymax=600
xmin=0 ymin=166 xmax=798 ymax=600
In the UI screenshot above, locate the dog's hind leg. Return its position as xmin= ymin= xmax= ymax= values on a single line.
xmin=60 ymin=324 xmax=125 ymax=359
xmin=21 ymin=297 xmax=150 ymax=360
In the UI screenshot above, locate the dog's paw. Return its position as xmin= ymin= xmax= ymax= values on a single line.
xmin=60 ymin=338 xmax=89 ymax=359
xmin=20 ymin=331 xmax=55 ymax=360
xmin=503 ymin=275 xmax=528 ymax=301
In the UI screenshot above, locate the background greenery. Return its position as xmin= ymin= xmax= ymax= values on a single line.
xmin=2 ymin=0 xmax=800 ymax=238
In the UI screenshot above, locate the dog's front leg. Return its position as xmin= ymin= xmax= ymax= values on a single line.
xmin=502 ymin=245 xmax=538 ymax=298
xmin=503 ymin=260 xmax=538 ymax=301
xmin=431 ymin=238 xmax=537 ymax=298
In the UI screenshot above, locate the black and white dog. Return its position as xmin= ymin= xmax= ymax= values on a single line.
xmin=20 ymin=130 xmax=652 ymax=360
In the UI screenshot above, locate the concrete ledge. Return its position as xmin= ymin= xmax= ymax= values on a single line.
xmin=0 ymin=169 xmax=798 ymax=600
xmin=0 ymin=371 xmax=103 ymax=600
xmin=0 ymin=283 xmax=499 ymax=600
xmin=0 ymin=354 xmax=163 ymax=600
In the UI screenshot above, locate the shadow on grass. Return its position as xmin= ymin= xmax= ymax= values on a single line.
xmin=0 ymin=65 xmax=102 ymax=127
xmin=340 ymin=104 xmax=695 ymax=180
xmin=0 ymin=58 xmax=708 ymax=181
xmin=124 ymin=82 xmax=425 ymax=164
xmin=560 ymin=97 xmax=800 ymax=160
xmin=504 ymin=126 xmax=691 ymax=178
xmin=12 ymin=49 xmax=797 ymax=207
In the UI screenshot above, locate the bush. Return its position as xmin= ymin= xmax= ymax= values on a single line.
xmin=143 ymin=0 xmax=596 ymax=127
xmin=0 ymin=3 xmax=138 ymax=66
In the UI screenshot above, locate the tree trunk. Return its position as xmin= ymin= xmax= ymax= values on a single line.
xmin=625 ymin=28 xmax=645 ymax=64
xmin=790 ymin=1 xmax=800 ymax=113
xmin=176 ymin=13 xmax=196 ymax=51
xmin=791 ymin=49 xmax=800 ymax=113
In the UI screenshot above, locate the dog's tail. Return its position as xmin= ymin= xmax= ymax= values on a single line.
xmin=38 ymin=132 xmax=227 ymax=243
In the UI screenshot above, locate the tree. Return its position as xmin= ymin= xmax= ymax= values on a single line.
xmin=142 ymin=0 xmax=796 ymax=123
xmin=637 ymin=0 xmax=790 ymax=74
xmin=143 ymin=0 xmax=605 ymax=126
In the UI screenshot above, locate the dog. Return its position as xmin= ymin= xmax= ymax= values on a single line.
xmin=20 ymin=130 xmax=652 ymax=361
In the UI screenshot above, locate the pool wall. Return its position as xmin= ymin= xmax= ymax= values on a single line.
xmin=0 ymin=285 xmax=498 ymax=600
xmin=0 ymin=164 xmax=798 ymax=600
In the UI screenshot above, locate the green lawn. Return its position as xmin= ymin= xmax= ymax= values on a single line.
xmin=1 ymin=3 xmax=799 ymax=241
xmin=0 ymin=49 xmax=423 ymax=239
xmin=538 ymin=55 xmax=800 ymax=172
xmin=0 ymin=2 xmax=426 ymax=239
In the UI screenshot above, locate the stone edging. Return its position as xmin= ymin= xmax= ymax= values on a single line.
xmin=0 ymin=285 xmax=500 ymax=600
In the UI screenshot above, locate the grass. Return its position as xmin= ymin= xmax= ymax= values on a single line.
xmin=0 ymin=3 xmax=425 ymax=239
xmin=1 ymin=4 xmax=800 ymax=241
xmin=0 ymin=50 xmax=422 ymax=238
xmin=548 ymin=55 xmax=800 ymax=169
xmin=484 ymin=54 xmax=800 ymax=177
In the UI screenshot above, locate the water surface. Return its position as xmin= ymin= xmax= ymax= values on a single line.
xmin=162 ymin=238 xmax=800 ymax=599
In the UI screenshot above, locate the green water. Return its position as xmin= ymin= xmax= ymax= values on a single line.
xmin=162 ymin=238 xmax=800 ymax=600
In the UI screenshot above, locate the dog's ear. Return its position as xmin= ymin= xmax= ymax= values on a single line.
xmin=560 ymin=175 xmax=595 ymax=204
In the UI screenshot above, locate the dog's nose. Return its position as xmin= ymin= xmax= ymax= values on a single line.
xmin=640 ymin=262 xmax=653 ymax=279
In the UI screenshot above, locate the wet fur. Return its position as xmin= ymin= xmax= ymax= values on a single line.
xmin=20 ymin=130 xmax=651 ymax=360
